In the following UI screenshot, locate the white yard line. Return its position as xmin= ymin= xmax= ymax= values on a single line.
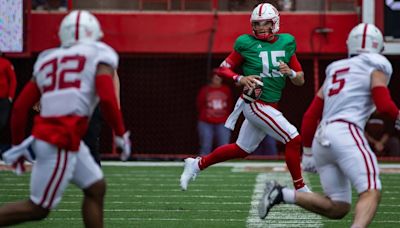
xmin=245 ymin=173 xmax=323 ymax=228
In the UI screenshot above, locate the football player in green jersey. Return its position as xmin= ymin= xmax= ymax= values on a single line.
xmin=181 ymin=3 xmax=310 ymax=193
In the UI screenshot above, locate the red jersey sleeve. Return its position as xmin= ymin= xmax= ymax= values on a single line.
xmin=11 ymin=81 xmax=41 ymax=145
xmin=7 ymin=63 xmax=17 ymax=99
xmin=372 ymin=86 xmax=399 ymax=120
xmin=288 ymin=54 xmax=303 ymax=72
xmin=215 ymin=50 xmax=244 ymax=81
xmin=301 ymin=96 xmax=324 ymax=147
xmin=95 ymin=74 xmax=126 ymax=136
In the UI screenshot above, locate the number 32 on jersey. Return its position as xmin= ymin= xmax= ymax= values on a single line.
xmin=38 ymin=55 xmax=86 ymax=93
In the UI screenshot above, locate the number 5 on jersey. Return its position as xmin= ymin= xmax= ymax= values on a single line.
xmin=328 ymin=67 xmax=350 ymax=96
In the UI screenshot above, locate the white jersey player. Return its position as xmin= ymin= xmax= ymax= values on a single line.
xmin=321 ymin=53 xmax=392 ymax=129
xmin=258 ymin=23 xmax=400 ymax=228
xmin=0 ymin=11 xmax=130 ymax=227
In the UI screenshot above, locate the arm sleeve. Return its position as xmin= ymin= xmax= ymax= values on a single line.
xmin=361 ymin=53 xmax=393 ymax=80
xmin=215 ymin=50 xmax=244 ymax=81
xmin=301 ymin=96 xmax=324 ymax=147
xmin=371 ymin=86 xmax=399 ymax=120
xmin=95 ymin=74 xmax=126 ymax=136
xmin=113 ymin=71 xmax=121 ymax=109
xmin=11 ymin=81 xmax=41 ymax=145
xmin=6 ymin=63 xmax=17 ymax=99
xmin=288 ymin=54 xmax=303 ymax=72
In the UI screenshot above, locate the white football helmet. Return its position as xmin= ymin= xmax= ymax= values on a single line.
xmin=347 ymin=23 xmax=384 ymax=56
xmin=58 ymin=10 xmax=103 ymax=47
xmin=250 ymin=3 xmax=280 ymax=40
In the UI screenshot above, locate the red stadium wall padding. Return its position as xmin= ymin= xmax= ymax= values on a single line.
xmin=30 ymin=12 xmax=358 ymax=54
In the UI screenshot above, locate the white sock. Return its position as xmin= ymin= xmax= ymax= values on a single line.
xmin=282 ymin=188 xmax=296 ymax=204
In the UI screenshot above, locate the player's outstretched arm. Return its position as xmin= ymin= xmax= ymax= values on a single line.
xmin=371 ymin=70 xmax=399 ymax=121
xmin=300 ymin=89 xmax=324 ymax=173
xmin=215 ymin=50 xmax=244 ymax=83
xmin=11 ymin=79 xmax=41 ymax=145
xmin=95 ymin=64 xmax=131 ymax=161
xmin=301 ymin=88 xmax=324 ymax=148
xmin=113 ymin=70 xmax=121 ymax=109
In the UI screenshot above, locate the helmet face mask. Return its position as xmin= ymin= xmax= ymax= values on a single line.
xmin=346 ymin=23 xmax=384 ymax=56
xmin=252 ymin=20 xmax=274 ymax=40
xmin=250 ymin=3 xmax=280 ymax=40
xmin=58 ymin=10 xmax=104 ymax=47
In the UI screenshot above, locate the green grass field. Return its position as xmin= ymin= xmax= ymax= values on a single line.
xmin=1 ymin=161 xmax=400 ymax=228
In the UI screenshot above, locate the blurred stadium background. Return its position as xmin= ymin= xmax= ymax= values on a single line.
xmin=1 ymin=0 xmax=400 ymax=160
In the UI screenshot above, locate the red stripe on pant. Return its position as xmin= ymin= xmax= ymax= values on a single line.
xmin=39 ymin=150 xmax=61 ymax=207
xmin=348 ymin=124 xmax=373 ymax=189
xmin=250 ymin=103 xmax=290 ymax=143
xmin=354 ymin=125 xmax=377 ymax=189
xmin=47 ymin=150 xmax=69 ymax=209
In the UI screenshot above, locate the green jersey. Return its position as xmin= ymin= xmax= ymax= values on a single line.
xmin=234 ymin=34 xmax=297 ymax=102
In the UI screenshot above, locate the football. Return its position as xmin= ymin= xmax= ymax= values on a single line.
xmin=242 ymin=78 xmax=264 ymax=103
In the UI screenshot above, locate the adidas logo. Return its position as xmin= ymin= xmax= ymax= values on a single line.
xmin=257 ymin=44 xmax=262 ymax=48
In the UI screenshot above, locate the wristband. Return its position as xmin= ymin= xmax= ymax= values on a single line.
xmin=289 ymin=70 xmax=297 ymax=79
xmin=233 ymin=75 xmax=243 ymax=83
xmin=303 ymin=147 xmax=312 ymax=156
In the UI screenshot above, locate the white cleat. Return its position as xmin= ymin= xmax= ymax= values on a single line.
xmin=258 ymin=180 xmax=284 ymax=219
xmin=296 ymin=185 xmax=311 ymax=193
xmin=180 ymin=157 xmax=201 ymax=191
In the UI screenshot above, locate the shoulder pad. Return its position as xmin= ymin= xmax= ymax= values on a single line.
xmin=93 ymin=41 xmax=119 ymax=69
xmin=234 ymin=34 xmax=253 ymax=52
xmin=278 ymin=33 xmax=295 ymax=41
xmin=33 ymin=48 xmax=58 ymax=76
xmin=358 ymin=53 xmax=392 ymax=76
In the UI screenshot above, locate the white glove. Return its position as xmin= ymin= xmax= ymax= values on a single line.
xmin=396 ymin=112 xmax=400 ymax=131
xmin=302 ymin=147 xmax=317 ymax=173
xmin=114 ymin=131 xmax=131 ymax=161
